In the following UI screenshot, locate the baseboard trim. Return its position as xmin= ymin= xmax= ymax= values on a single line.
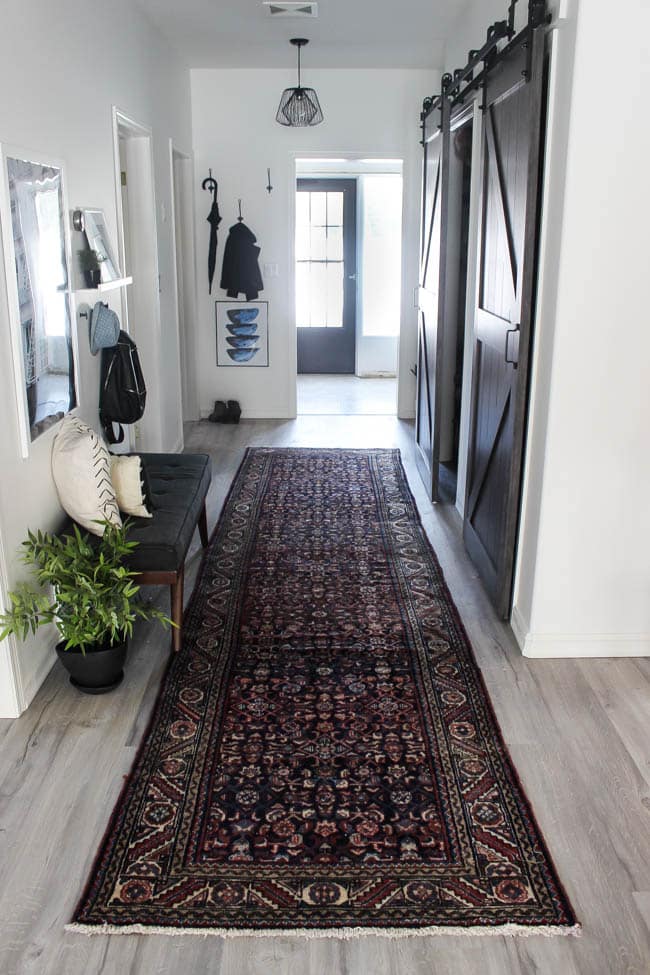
xmin=21 ymin=639 xmax=56 ymax=712
xmin=510 ymin=605 xmax=529 ymax=653
xmin=521 ymin=630 xmax=650 ymax=658
xmin=199 ymin=410 xmax=293 ymax=420
xmin=168 ymin=436 xmax=184 ymax=454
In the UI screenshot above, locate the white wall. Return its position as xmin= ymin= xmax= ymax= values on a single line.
xmin=0 ymin=0 xmax=191 ymax=715
xmin=190 ymin=68 xmax=438 ymax=419
xmin=513 ymin=0 xmax=650 ymax=657
xmin=448 ymin=0 xmax=650 ymax=656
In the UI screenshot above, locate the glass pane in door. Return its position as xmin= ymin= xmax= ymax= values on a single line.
xmin=296 ymin=188 xmax=345 ymax=328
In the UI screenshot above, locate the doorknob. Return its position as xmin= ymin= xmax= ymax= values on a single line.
xmin=505 ymin=326 xmax=519 ymax=368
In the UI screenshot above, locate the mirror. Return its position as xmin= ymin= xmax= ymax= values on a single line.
xmin=0 ymin=151 xmax=77 ymax=454
xmin=81 ymin=209 xmax=121 ymax=283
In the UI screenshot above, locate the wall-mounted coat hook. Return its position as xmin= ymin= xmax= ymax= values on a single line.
xmin=266 ymin=168 xmax=273 ymax=194
xmin=202 ymin=168 xmax=218 ymax=194
xmin=237 ymin=199 xmax=244 ymax=222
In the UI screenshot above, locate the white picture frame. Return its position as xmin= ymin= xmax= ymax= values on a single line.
xmin=0 ymin=144 xmax=80 ymax=458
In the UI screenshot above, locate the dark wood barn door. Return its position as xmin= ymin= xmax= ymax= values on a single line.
xmin=415 ymin=96 xmax=450 ymax=499
xmin=463 ymin=28 xmax=546 ymax=617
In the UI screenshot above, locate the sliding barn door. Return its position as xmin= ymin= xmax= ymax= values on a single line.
xmin=415 ymin=96 xmax=450 ymax=500
xmin=463 ymin=28 xmax=546 ymax=618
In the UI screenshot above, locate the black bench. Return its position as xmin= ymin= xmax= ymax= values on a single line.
xmin=124 ymin=453 xmax=211 ymax=651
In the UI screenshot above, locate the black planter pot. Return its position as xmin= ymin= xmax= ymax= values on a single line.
xmin=56 ymin=639 xmax=127 ymax=694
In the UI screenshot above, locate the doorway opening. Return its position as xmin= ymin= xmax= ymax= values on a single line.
xmin=112 ymin=108 xmax=162 ymax=451
xmin=295 ymin=159 xmax=403 ymax=416
xmin=170 ymin=143 xmax=199 ymax=425
xmin=438 ymin=116 xmax=473 ymax=503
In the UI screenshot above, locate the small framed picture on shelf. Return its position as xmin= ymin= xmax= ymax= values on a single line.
xmin=216 ymin=300 xmax=268 ymax=367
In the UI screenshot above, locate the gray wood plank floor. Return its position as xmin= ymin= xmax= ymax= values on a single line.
xmin=0 ymin=416 xmax=648 ymax=975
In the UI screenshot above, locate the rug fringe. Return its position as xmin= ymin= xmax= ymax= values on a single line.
xmin=65 ymin=922 xmax=582 ymax=940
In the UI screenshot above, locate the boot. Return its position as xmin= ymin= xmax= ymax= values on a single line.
xmin=208 ymin=400 xmax=228 ymax=423
xmin=226 ymin=400 xmax=242 ymax=424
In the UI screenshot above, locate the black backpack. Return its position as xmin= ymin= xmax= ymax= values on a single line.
xmin=99 ymin=330 xmax=146 ymax=444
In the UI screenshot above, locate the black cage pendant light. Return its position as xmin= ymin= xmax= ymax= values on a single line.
xmin=276 ymin=38 xmax=324 ymax=127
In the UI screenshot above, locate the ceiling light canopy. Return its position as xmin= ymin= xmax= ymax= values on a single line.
xmin=276 ymin=38 xmax=324 ymax=127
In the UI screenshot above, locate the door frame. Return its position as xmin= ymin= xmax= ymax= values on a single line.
xmin=296 ymin=176 xmax=357 ymax=375
xmin=169 ymin=141 xmax=199 ymax=425
xmin=289 ymin=151 xmax=411 ymax=419
xmin=111 ymin=107 xmax=163 ymax=451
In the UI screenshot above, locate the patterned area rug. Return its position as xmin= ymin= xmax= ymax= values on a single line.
xmin=70 ymin=449 xmax=578 ymax=938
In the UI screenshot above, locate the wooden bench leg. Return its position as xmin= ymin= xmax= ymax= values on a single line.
xmin=198 ymin=501 xmax=209 ymax=548
xmin=170 ymin=567 xmax=184 ymax=653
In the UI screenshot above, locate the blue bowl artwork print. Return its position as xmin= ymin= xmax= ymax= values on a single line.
xmin=228 ymin=348 xmax=259 ymax=363
xmin=226 ymin=323 xmax=258 ymax=336
xmin=219 ymin=303 xmax=266 ymax=367
xmin=227 ymin=308 xmax=259 ymax=325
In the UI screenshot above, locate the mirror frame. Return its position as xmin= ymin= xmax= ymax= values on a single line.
xmin=81 ymin=208 xmax=122 ymax=283
xmin=0 ymin=144 xmax=80 ymax=458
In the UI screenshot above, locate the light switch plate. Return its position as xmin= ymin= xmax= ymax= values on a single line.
xmin=264 ymin=262 xmax=279 ymax=278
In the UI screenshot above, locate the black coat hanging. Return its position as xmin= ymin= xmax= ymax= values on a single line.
xmin=220 ymin=202 xmax=264 ymax=301
xmin=202 ymin=170 xmax=221 ymax=294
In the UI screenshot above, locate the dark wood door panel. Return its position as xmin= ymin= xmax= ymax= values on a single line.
xmin=415 ymin=97 xmax=450 ymax=501
xmin=463 ymin=27 xmax=546 ymax=618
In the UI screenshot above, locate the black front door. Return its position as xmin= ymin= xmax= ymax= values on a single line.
xmin=296 ymin=178 xmax=357 ymax=374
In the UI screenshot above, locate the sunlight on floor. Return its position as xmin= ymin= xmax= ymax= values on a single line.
xmin=297 ymin=374 xmax=397 ymax=415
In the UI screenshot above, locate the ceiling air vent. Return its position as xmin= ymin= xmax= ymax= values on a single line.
xmin=263 ymin=1 xmax=319 ymax=17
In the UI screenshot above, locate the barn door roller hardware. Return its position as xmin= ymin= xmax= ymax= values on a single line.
xmin=420 ymin=0 xmax=551 ymax=134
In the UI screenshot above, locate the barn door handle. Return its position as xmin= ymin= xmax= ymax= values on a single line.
xmin=505 ymin=326 xmax=519 ymax=368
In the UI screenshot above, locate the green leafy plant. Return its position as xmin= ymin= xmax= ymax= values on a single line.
xmin=0 ymin=522 xmax=171 ymax=653
xmin=77 ymin=248 xmax=102 ymax=271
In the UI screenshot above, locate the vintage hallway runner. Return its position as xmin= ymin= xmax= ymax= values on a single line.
xmin=70 ymin=448 xmax=579 ymax=937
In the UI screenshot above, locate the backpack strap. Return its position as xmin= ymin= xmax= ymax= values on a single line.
xmin=101 ymin=415 xmax=125 ymax=445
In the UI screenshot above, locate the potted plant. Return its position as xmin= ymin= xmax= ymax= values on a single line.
xmin=0 ymin=522 xmax=171 ymax=694
xmin=77 ymin=248 xmax=103 ymax=288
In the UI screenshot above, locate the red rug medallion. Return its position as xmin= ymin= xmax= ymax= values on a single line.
xmin=70 ymin=449 xmax=578 ymax=936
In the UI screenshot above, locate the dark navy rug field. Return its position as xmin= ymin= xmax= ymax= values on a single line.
xmin=69 ymin=448 xmax=579 ymax=938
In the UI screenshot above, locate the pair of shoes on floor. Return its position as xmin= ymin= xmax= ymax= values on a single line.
xmin=208 ymin=399 xmax=241 ymax=424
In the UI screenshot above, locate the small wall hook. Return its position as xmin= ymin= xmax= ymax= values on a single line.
xmin=202 ymin=168 xmax=218 ymax=194
xmin=266 ymin=168 xmax=273 ymax=194
xmin=237 ymin=199 xmax=243 ymax=222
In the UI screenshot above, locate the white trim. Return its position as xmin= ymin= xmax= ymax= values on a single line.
xmin=168 ymin=435 xmax=184 ymax=455
xmin=521 ymin=632 xmax=650 ymax=659
xmin=19 ymin=636 xmax=56 ymax=709
xmin=66 ymin=922 xmax=581 ymax=940
xmin=510 ymin=603 xmax=529 ymax=652
xmin=200 ymin=409 xmax=293 ymax=420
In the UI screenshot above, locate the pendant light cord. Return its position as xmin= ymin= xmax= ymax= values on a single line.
xmin=297 ymin=44 xmax=301 ymax=87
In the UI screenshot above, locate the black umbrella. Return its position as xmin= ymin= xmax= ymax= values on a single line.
xmin=202 ymin=171 xmax=221 ymax=294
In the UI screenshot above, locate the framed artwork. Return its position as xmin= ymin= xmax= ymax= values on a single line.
xmin=0 ymin=145 xmax=79 ymax=457
xmin=216 ymin=301 xmax=269 ymax=367
xmin=79 ymin=208 xmax=121 ymax=282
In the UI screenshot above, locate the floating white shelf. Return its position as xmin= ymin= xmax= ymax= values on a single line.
xmin=74 ymin=276 xmax=133 ymax=294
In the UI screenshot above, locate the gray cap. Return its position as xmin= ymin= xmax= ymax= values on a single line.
xmin=89 ymin=302 xmax=120 ymax=356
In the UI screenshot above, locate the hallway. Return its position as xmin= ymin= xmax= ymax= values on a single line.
xmin=297 ymin=375 xmax=397 ymax=415
xmin=0 ymin=416 xmax=648 ymax=974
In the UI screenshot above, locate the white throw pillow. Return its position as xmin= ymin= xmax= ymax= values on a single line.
xmin=51 ymin=416 xmax=122 ymax=536
xmin=110 ymin=455 xmax=152 ymax=519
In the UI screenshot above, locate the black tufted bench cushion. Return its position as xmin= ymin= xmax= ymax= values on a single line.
xmin=124 ymin=453 xmax=211 ymax=652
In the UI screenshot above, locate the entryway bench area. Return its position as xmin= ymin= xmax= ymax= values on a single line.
xmin=84 ymin=452 xmax=212 ymax=652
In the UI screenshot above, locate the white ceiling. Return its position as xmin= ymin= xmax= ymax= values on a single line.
xmin=136 ymin=0 xmax=462 ymax=69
